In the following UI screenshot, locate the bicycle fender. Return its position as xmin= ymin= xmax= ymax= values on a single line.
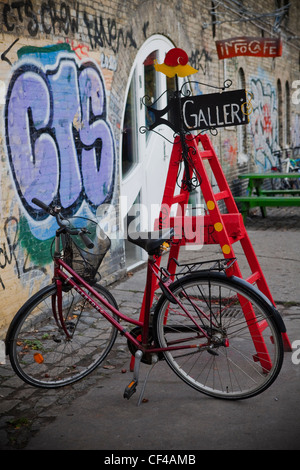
xmin=159 ymin=272 xmax=287 ymax=334
xmin=222 ymin=274 xmax=287 ymax=334
xmin=5 ymin=284 xmax=56 ymax=355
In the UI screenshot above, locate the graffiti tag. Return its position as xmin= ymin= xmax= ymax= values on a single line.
xmin=250 ymin=78 xmax=278 ymax=170
xmin=2 ymin=1 xmax=137 ymax=52
xmin=5 ymin=52 xmax=115 ymax=223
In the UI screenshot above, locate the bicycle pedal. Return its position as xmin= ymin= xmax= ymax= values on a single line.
xmin=123 ymin=380 xmax=138 ymax=399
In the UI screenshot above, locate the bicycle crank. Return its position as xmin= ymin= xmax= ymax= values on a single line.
xmin=127 ymin=326 xmax=157 ymax=364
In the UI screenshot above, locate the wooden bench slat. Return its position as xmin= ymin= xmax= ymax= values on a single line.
xmin=261 ymin=189 xmax=300 ymax=196
xmin=234 ymin=196 xmax=300 ymax=205
xmin=234 ymin=196 xmax=300 ymax=219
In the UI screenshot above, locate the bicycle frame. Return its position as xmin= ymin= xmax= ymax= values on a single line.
xmin=51 ymin=227 xmax=278 ymax=375
xmin=52 ymin=231 xmax=211 ymax=357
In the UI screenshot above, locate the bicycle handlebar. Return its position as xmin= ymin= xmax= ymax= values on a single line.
xmin=79 ymin=231 xmax=94 ymax=249
xmin=32 ymin=197 xmax=56 ymax=215
xmin=32 ymin=198 xmax=95 ymax=249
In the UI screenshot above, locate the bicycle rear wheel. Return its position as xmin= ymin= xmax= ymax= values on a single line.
xmin=153 ymin=272 xmax=284 ymax=400
xmin=6 ymin=283 xmax=118 ymax=388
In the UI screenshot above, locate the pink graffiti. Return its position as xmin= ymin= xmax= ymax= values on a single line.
xmin=262 ymin=103 xmax=272 ymax=136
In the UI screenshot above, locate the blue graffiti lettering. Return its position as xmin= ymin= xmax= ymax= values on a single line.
xmin=5 ymin=51 xmax=115 ymax=234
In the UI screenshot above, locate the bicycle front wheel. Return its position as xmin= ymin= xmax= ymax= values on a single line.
xmin=153 ymin=272 xmax=284 ymax=400
xmin=6 ymin=283 xmax=118 ymax=388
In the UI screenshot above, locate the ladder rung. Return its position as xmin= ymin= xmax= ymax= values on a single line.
xmin=214 ymin=191 xmax=229 ymax=201
xmin=171 ymin=193 xmax=188 ymax=204
xmin=199 ymin=150 xmax=214 ymax=159
xmin=246 ymin=272 xmax=261 ymax=285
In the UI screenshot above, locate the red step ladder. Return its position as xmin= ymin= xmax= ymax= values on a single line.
xmin=137 ymin=133 xmax=291 ymax=353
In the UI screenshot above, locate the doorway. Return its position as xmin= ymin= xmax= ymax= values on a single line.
xmin=121 ymin=36 xmax=177 ymax=268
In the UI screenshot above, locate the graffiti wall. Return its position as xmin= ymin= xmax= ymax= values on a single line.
xmin=0 ymin=0 xmax=176 ymax=338
xmin=6 ymin=45 xmax=115 ymax=215
xmin=249 ymin=76 xmax=278 ymax=171
xmin=0 ymin=39 xmax=119 ymax=335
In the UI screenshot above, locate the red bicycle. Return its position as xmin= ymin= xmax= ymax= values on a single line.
xmin=6 ymin=198 xmax=285 ymax=401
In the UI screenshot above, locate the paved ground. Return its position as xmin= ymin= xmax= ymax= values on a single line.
xmin=1 ymin=206 xmax=300 ymax=452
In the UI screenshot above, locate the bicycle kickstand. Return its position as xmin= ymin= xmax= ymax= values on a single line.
xmin=137 ymin=354 xmax=158 ymax=406
xmin=123 ymin=350 xmax=143 ymax=400
xmin=123 ymin=350 xmax=159 ymax=406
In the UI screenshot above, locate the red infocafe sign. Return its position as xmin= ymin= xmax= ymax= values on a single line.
xmin=216 ymin=37 xmax=282 ymax=59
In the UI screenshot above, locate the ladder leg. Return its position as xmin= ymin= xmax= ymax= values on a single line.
xmin=193 ymin=134 xmax=292 ymax=353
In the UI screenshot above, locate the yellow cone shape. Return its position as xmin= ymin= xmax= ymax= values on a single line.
xmin=154 ymin=62 xmax=198 ymax=78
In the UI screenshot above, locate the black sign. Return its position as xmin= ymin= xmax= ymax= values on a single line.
xmin=180 ymin=89 xmax=249 ymax=131
xmin=146 ymin=89 xmax=249 ymax=134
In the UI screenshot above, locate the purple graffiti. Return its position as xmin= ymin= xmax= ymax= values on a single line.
xmin=6 ymin=64 xmax=59 ymax=215
xmin=5 ymin=55 xmax=115 ymax=220
xmin=78 ymin=65 xmax=114 ymax=206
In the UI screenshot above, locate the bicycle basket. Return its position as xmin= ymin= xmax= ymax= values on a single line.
xmin=62 ymin=217 xmax=111 ymax=283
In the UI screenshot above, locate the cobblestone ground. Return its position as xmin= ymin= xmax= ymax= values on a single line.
xmin=0 ymin=328 xmax=134 ymax=449
xmin=243 ymin=206 xmax=300 ymax=231
xmin=0 ymin=290 xmax=139 ymax=450
xmin=1 ymin=206 xmax=299 ymax=450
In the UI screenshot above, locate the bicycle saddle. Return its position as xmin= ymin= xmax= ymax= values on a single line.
xmin=127 ymin=227 xmax=174 ymax=255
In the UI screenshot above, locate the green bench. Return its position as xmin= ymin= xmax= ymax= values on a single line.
xmin=234 ymin=195 xmax=300 ymax=219
xmin=236 ymin=172 xmax=300 ymax=219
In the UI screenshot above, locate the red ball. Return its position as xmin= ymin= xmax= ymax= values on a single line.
xmin=164 ymin=48 xmax=189 ymax=66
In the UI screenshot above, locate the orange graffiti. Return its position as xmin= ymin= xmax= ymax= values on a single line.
xmin=224 ymin=139 xmax=237 ymax=166
xmin=57 ymin=39 xmax=89 ymax=60
xmin=262 ymin=103 xmax=272 ymax=135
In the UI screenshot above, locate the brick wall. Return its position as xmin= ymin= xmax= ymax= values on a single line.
xmin=0 ymin=0 xmax=299 ymax=337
